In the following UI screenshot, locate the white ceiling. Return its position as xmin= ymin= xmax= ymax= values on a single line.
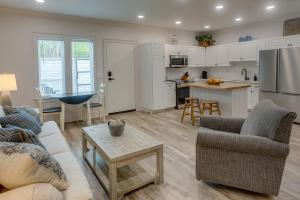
xmin=0 ymin=0 xmax=300 ymax=31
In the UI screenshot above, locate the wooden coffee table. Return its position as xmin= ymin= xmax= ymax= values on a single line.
xmin=82 ymin=124 xmax=164 ymax=200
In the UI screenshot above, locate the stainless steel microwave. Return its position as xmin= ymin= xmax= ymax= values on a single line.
xmin=170 ymin=55 xmax=188 ymax=67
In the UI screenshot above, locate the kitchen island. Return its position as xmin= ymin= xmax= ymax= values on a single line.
xmin=184 ymin=82 xmax=251 ymax=118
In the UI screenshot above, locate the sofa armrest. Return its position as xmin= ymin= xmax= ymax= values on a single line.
xmin=197 ymin=130 xmax=289 ymax=157
xmin=200 ymin=116 xmax=245 ymax=133
xmin=0 ymin=184 xmax=63 ymax=200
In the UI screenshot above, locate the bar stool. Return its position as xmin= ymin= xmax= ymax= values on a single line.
xmin=181 ymin=97 xmax=202 ymax=126
xmin=201 ymin=100 xmax=221 ymax=116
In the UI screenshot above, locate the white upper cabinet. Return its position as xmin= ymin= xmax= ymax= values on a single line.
xmin=186 ymin=46 xmax=205 ymax=67
xmin=268 ymin=38 xmax=289 ymax=49
xmin=229 ymin=41 xmax=257 ymax=62
xmin=216 ymin=45 xmax=229 ymax=66
xmin=205 ymin=45 xmax=229 ymax=67
xmin=268 ymin=35 xmax=300 ymax=49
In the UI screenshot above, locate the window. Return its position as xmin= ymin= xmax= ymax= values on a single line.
xmin=72 ymin=40 xmax=94 ymax=93
xmin=37 ymin=36 xmax=95 ymax=94
xmin=38 ymin=38 xmax=65 ymax=93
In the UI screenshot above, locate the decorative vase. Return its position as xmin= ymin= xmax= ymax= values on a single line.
xmin=199 ymin=41 xmax=210 ymax=47
xmin=108 ymin=120 xmax=125 ymax=137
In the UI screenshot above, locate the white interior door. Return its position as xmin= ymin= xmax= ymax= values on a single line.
xmin=104 ymin=40 xmax=136 ymax=114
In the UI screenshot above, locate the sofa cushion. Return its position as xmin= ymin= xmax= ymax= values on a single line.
xmin=39 ymin=121 xmax=61 ymax=138
xmin=54 ymin=152 xmax=93 ymax=200
xmin=39 ymin=134 xmax=70 ymax=155
xmin=241 ymin=100 xmax=296 ymax=143
xmin=0 ymin=106 xmax=5 ymax=118
xmin=0 ymin=183 xmax=63 ymax=200
xmin=3 ymin=106 xmax=43 ymax=126
xmin=0 ymin=112 xmax=41 ymax=135
xmin=0 ymin=142 xmax=69 ymax=191
xmin=0 ymin=126 xmax=45 ymax=149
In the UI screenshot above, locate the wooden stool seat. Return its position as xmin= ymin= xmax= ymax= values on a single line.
xmin=181 ymin=97 xmax=201 ymax=126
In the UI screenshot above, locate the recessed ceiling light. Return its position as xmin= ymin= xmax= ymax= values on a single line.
xmin=235 ymin=17 xmax=243 ymax=22
xmin=138 ymin=15 xmax=144 ymax=19
xmin=266 ymin=5 xmax=275 ymax=10
xmin=35 ymin=0 xmax=45 ymax=3
xmin=216 ymin=5 xmax=224 ymax=10
xmin=204 ymin=25 xmax=210 ymax=29
xmin=175 ymin=20 xmax=182 ymax=25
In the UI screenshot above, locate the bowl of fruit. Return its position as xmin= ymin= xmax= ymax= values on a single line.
xmin=207 ymin=78 xmax=223 ymax=85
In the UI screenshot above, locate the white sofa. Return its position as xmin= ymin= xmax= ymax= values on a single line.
xmin=0 ymin=121 xmax=94 ymax=200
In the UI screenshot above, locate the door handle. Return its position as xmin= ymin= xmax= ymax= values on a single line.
xmin=108 ymin=71 xmax=112 ymax=77
xmin=108 ymin=78 xmax=114 ymax=81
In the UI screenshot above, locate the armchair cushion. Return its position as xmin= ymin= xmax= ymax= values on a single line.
xmin=199 ymin=116 xmax=245 ymax=133
xmin=240 ymin=100 xmax=296 ymax=143
xmin=198 ymin=128 xmax=289 ymax=157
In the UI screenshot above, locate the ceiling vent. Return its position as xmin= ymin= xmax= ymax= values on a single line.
xmin=283 ymin=18 xmax=300 ymax=36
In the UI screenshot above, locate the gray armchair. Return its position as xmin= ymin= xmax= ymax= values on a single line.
xmin=196 ymin=100 xmax=296 ymax=196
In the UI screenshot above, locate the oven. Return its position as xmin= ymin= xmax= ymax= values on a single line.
xmin=170 ymin=55 xmax=188 ymax=68
xmin=176 ymin=85 xmax=190 ymax=109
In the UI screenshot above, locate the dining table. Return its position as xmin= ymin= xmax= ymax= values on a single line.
xmin=42 ymin=91 xmax=95 ymax=131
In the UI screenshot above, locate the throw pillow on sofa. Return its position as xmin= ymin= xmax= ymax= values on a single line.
xmin=0 ymin=111 xmax=41 ymax=135
xmin=3 ymin=106 xmax=43 ymax=126
xmin=0 ymin=106 xmax=5 ymax=118
xmin=0 ymin=126 xmax=45 ymax=149
xmin=0 ymin=142 xmax=69 ymax=191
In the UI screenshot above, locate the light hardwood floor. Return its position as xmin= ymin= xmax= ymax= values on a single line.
xmin=62 ymin=109 xmax=300 ymax=200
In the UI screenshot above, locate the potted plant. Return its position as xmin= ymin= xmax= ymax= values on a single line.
xmin=195 ymin=34 xmax=216 ymax=47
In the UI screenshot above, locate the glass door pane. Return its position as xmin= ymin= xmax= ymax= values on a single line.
xmin=72 ymin=40 xmax=94 ymax=93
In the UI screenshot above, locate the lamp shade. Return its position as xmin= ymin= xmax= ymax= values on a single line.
xmin=0 ymin=74 xmax=17 ymax=91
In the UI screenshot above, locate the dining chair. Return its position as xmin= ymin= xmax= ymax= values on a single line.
xmin=82 ymin=83 xmax=106 ymax=122
xmin=35 ymin=88 xmax=64 ymax=130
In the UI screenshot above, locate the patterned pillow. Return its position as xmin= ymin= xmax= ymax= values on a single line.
xmin=0 ymin=142 xmax=69 ymax=191
xmin=3 ymin=106 xmax=43 ymax=126
xmin=0 ymin=112 xmax=41 ymax=135
xmin=0 ymin=126 xmax=45 ymax=149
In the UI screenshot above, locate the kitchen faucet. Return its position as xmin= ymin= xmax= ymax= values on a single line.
xmin=242 ymin=68 xmax=250 ymax=81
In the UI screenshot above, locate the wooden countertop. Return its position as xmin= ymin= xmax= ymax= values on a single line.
xmin=180 ymin=82 xmax=251 ymax=90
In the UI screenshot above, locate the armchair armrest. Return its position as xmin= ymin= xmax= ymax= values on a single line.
xmin=0 ymin=184 xmax=63 ymax=200
xmin=197 ymin=130 xmax=289 ymax=157
xmin=200 ymin=116 xmax=245 ymax=133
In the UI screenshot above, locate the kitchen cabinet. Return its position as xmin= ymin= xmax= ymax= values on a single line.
xmin=165 ymin=82 xmax=176 ymax=108
xmin=268 ymin=35 xmax=300 ymax=49
xmin=165 ymin=44 xmax=188 ymax=67
xmin=248 ymin=84 xmax=259 ymax=109
xmin=186 ymin=46 xmax=205 ymax=67
xmin=205 ymin=45 xmax=229 ymax=66
xmin=229 ymin=41 xmax=257 ymax=62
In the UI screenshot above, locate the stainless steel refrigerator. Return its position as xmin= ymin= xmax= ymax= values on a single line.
xmin=259 ymin=47 xmax=300 ymax=123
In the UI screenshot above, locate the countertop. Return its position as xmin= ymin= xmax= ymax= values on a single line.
xmin=181 ymin=82 xmax=251 ymax=90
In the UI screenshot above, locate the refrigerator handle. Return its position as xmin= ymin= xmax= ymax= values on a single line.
xmin=276 ymin=49 xmax=280 ymax=93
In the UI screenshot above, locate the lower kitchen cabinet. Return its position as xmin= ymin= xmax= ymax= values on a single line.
xmin=248 ymin=84 xmax=259 ymax=110
xmin=165 ymin=82 xmax=176 ymax=108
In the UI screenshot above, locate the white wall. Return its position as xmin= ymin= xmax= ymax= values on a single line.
xmin=0 ymin=7 xmax=196 ymax=120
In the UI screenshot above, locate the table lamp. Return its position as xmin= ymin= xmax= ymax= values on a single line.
xmin=0 ymin=74 xmax=18 ymax=106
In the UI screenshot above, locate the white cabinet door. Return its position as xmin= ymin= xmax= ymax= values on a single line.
xmin=268 ymin=38 xmax=289 ymax=49
xmin=229 ymin=42 xmax=257 ymax=62
xmin=196 ymin=47 xmax=206 ymax=67
xmin=229 ymin=44 xmax=242 ymax=61
xmin=248 ymin=85 xmax=259 ymax=109
xmin=206 ymin=46 xmax=217 ymax=66
xmin=187 ymin=46 xmax=205 ymax=67
xmin=217 ymin=45 xmax=229 ymax=66
xmin=242 ymin=42 xmax=257 ymax=61
xmin=288 ymin=35 xmax=300 ymax=47
xmin=165 ymin=82 xmax=176 ymax=108
xmin=153 ymin=58 xmax=166 ymax=110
